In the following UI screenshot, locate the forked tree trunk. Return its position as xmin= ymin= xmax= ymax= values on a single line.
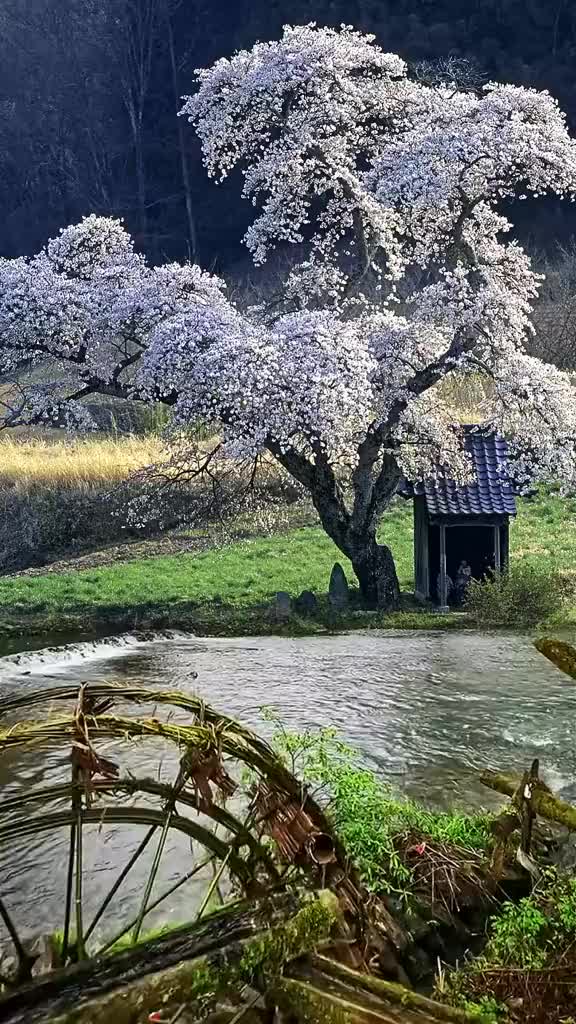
xmin=311 ymin=502 xmax=401 ymax=611
xmin=269 ymin=443 xmax=402 ymax=612
xmin=349 ymin=536 xmax=400 ymax=611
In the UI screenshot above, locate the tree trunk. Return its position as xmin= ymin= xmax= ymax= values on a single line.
xmin=267 ymin=443 xmax=401 ymax=612
xmin=135 ymin=130 xmax=147 ymax=245
xmin=164 ymin=0 xmax=198 ymax=262
xmin=350 ymin=537 xmax=400 ymax=611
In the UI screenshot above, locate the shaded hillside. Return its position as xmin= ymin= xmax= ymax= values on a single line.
xmin=0 ymin=0 xmax=574 ymax=268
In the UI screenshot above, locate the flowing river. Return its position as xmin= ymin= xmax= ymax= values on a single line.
xmin=0 ymin=629 xmax=574 ymax=943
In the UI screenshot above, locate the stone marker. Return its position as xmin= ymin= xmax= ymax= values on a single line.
xmin=273 ymin=591 xmax=292 ymax=621
xmin=294 ymin=589 xmax=319 ymax=617
xmin=328 ymin=563 xmax=349 ymax=610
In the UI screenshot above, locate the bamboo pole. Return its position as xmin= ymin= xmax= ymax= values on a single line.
xmin=83 ymin=827 xmax=157 ymax=945
xmin=0 ymin=808 xmax=253 ymax=883
xmin=308 ymin=955 xmax=492 ymax=1021
xmin=274 ymin=956 xmax=492 ymax=1023
xmin=96 ymin=854 xmax=215 ymax=955
xmin=0 ymin=779 xmax=279 ymax=879
xmin=0 ymin=899 xmax=33 ymax=983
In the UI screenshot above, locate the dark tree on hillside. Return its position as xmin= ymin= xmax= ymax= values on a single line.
xmin=0 ymin=0 xmax=575 ymax=267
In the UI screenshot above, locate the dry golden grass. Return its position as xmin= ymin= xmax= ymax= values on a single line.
xmin=0 ymin=435 xmax=167 ymax=489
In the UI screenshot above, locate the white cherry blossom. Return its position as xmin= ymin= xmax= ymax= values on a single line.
xmin=1 ymin=26 xmax=576 ymax=607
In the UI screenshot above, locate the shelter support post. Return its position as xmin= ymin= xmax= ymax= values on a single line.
xmin=494 ymin=525 xmax=501 ymax=572
xmin=438 ymin=523 xmax=449 ymax=612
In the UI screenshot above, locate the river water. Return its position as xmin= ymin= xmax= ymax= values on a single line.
xmin=0 ymin=630 xmax=574 ymax=944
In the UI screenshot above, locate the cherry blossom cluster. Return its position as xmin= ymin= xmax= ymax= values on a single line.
xmin=181 ymin=23 xmax=576 ymax=486
xmin=1 ymin=26 xmax=576 ymax=497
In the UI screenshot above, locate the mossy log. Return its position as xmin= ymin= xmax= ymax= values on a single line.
xmin=481 ymin=770 xmax=576 ymax=831
xmin=0 ymin=891 xmax=339 ymax=1024
xmin=534 ymin=637 xmax=576 ymax=681
xmin=273 ymin=956 xmax=494 ymax=1023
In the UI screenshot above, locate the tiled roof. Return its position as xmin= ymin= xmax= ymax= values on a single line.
xmin=399 ymin=430 xmax=517 ymax=518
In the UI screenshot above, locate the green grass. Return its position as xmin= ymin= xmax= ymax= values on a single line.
xmin=267 ymin=718 xmax=492 ymax=899
xmin=0 ymin=503 xmax=417 ymax=636
xmin=0 ymin=492 xmax=574 ymax=637
xmin=511 ymin=490 xmax=576 ymax=570
xmin=442 ymin=870 xmax=576 ymax=1017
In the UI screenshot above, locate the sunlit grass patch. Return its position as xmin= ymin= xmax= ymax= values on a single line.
xmin=0 ymin=491 xmax=574 ymax=636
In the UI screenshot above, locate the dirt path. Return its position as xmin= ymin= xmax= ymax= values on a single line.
xmin=4 ymin=531 xmax=221 ymax=577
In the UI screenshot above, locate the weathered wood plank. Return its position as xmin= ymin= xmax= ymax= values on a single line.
xmin=0 ymin=891 xmax=339 ymax=1024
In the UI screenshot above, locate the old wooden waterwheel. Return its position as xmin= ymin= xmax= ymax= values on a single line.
xmin=0 ymin=683 xmax=486 ymax=1024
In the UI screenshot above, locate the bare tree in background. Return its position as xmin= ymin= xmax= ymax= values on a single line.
xmin=0 ymin=0 xmax=124 ymax=253
xmin=109 ymin=0 xmax=158 ymax=247
xmin=411 ymin=55 xmax=487 ymax=90
xmin=164 ymin=0 xmax=198 ymax=262
xmin=530 ymin=243 xmax=576 ymax=371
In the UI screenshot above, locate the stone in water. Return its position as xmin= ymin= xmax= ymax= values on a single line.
xmin=328 ymin=563 xmax=349 ymax=610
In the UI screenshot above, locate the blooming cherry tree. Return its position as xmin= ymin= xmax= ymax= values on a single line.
xmin=2 ymin=24 xmax=576 ymax=607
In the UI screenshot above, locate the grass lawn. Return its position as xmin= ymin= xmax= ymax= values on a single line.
xmin=0 ymin=492 xmax=574 ymax=637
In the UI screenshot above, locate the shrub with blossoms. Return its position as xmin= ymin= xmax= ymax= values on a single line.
xmin=1 ymin=24 xmax=576 ymax=606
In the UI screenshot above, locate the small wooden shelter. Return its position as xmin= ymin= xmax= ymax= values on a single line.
xmin=400 ymin=430 xmax=517 ymax=610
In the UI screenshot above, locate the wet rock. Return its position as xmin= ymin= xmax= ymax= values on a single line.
xmin=0 ymin=933 xmax=60 ymax=983
xmin=273 ymin=591 xmax=292 ymax=621
xmin=550 ymin=832 xmax=576 ymax=870
xmin=328 ymin=563 xmax=349 ymax=610
xmin=294 ymin=590 xmax=319 ymax=618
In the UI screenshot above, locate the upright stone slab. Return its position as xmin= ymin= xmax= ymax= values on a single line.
xmin=328 ymin=563 xmax=349 ymax=610
xmin=273 ymin=591 xmax=292 ymax=621
xmin=294 ymin=589 xmax=319 ymax=618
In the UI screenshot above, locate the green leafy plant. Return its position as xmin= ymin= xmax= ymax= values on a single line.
xmin=442 ymin=870 xmax=576 ymax=1019
xmin=444 ymin=868 xmax=576 ymax=1016
xmin=461 ymin=996 xmax=507 ymax=1021
xmin=483 ymin=896 xmax=550 ymax=970
xmin=264 ymin=714 xmax=491 ymax=898
xmin=465 ymin=562 xmax=564 ymax=627
xmin=478 ymin=870 xmax=576 ymax=970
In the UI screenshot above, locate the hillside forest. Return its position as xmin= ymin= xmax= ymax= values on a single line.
xmin=1 ymin=0 xmax=575 ymax=271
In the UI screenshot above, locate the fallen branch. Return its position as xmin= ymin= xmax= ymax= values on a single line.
xmin=481 ymin=770 xmax=576 ymax=831
xmin=275 ymin=955 xmax=492 ymax=1023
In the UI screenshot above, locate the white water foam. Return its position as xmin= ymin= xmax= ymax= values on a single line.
xmin=0 ymin=630 xmax=189 ymax=679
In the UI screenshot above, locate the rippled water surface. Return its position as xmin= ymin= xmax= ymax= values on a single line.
xmin=0 ymin=630 xmax=574 ymax=940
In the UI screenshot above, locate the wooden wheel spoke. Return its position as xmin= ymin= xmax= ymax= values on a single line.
xmin=0 ymin=683 xmax=353 ymax=993
xmin=83 ymin=826 xmax=157 ymax=945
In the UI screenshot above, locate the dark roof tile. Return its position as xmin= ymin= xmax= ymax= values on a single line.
xmin=399 ymin=430 xmax=517 ymax=518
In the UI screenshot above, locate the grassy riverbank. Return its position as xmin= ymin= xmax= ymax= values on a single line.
xmin=0 ymin=492 xmax=575 ymax=637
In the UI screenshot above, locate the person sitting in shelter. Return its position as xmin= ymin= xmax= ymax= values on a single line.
xmin=454 ymin=560 xmax=472 ymax=606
